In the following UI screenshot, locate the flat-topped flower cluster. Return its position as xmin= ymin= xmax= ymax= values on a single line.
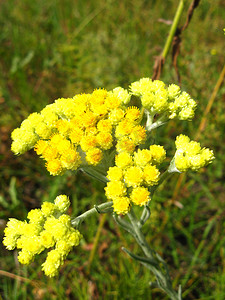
xmin=3 ymin=195 xmax=81 ymax=277
xmin=10 ymin=78 xmax=214 ymax=214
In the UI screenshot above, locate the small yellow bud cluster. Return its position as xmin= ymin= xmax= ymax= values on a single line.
xmin=130 ymin=78 xmax=197 ymax=120
xmin=3 ymin=195 xmax=82 ymax=277
xmin=174 ymin=135 xmax=215 ymax=172
xmin=105 ymin=145 xmax=166 ymax=214
xmin=115 ymin=107 xmax=146 ymax=153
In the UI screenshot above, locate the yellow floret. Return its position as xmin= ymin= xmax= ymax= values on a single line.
xmin=55 ymin=138 xmax=72 ymax=155
xmin=41 ymin=202 xmax=56 ymax=217
xmin=82 ymin=111 xmax=97 ymax=128
xmin=97 ymin=119 xmax=112 ymax=132
xmin=42 ymin=146 xmax=59 ymax=161
xmin=175 ymin=134 xmax=190 ymax=149
xmin=85 ymin=148 xmax=103 ymax=166
xmin=175 ymin=152 xmax=190 ymax=172
xmin=40 ymin=230 xmax=55 ymax=248
xmin=18 ymin=250 xmax=34 ymax=265
xmin=69 ymin=127 xmax=84 ymax=145
xmin=111 ymin=87 xmax=131 ymax=105
xmin=105 ymin=94 xmax=121 ymax=109
xmin=105 ymin=181 xmax=127 ymax=199
xmin=133 ymin=149 xmax=152 ymax=167
xmin=150 ymin=145 xmax=166 ymax=164
xmin=42 ymin=249 xmax=62 ymax=277
xmin=108 ymin=108 xmax=125 ymax=125
xmin=96 ymin=132 xmax=113 ymax=150
xmin=115 ymin=152 xmax=133 ymax=168
xmin=54 ymin=195 xmax=70 ymax=213
xmin=35 ymin=122 xmax=52 ymax=139
xmin=130 ymin=78 xmax=153 ymax=96
xmin=143 ymin=164 xmax=160 ymax=186
xmin=130 ymin=187 xmax=151 ymax=206
xmin=46 ymin=159 xmax=63 ymax=175
xmin=61 ymin=148 xmax=81 ymax=170
xmin=34 ymin=140 xmax=49 ymax=156
xmin=125 ymin=107 xmax=141 ymax=122
xmin=27 ymin=209 xmax=44 ymax=224
xmin=130 ymin=125 xmax=146 ymax=145
xmin=116 ymin=138 xmax=136 ymax=153
xmin=113 ymin=197 xmax=130 ymax=215
xmin=107 ymin=166 xmax=123 ymax=181
xmin=56 ymin=119 xmax=71 ymax=136
xmin=124 ymin=166 xmax=143 ymax=187
xmin=80 ymin=135 xmax=97 ymax=152
xmin=115 ymin=119 xmax=134 ymax=138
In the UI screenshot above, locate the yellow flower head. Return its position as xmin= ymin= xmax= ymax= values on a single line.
xmin=150 ymin=145 xmax=166 ymax=164
xmin=115 ymin=152 xmax=133 ymax=168
xmin=133 ymin=149 xmax=152 ymax=167
xmin=46 ymin=159 xmax=63 ymax=176
xmin=113 ymin=197 xmax=130 ymax=215
xmin=85 ymin=148 xmax=103 ymax=166
xmin=105 ymin=181 xmax=127 ymax=199
xmin=116 ymin=138 xmax=136 ymax=154
xmin=125 ymin=107 xmax=141 ymax=123
xmin=97 ymin=119 xmax=112 ymax=133
xmin=130 ymin=187 xmax=151 ymax=206
xmin=110 ymin=87 xmax=131 ymax=105
xmin=130 ymin=125 xmax=146 ymax=145
xmin=96 ymin=131 xmax=113 ymax=150
xmin=107 ymin=166 xmax=123 ymax=181
xmin=108 ymin=108 xmax=125 ymax=125
xmin=143 ymin=164 xmax=160 ymax=186
xmin=124 ymin=166 xmax=143 ymax=187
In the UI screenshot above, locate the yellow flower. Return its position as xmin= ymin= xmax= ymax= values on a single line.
xmin=107 ymin=166 xmax=123 ymax=181
xmin=96 ymin=131 xmax=113 ymax=150
xmin=85 ymin=148 xmax=103 ymax=166
xmin=125 ymin=107 xmax=141 ymax=122
xmin=133 ymin=149 xmax=152 ymax=167
xmin=143 ymin=164 xmax=160 ymax=186
xmin=115 ymin=119 xmax=134 ymax=139
xmin=80 ymin=135 xmax=97 ymax=152
xmin=116 ymin=138 xmax=136 ymax=153
xmin=97 ymin=119 xmax=112 ymax=132
xmin=34 ymin=140 xmax=49 ymax=156
xmin=130 ymin=125 xmax=146 ymax=145
xmin=113 ymin=197 xmax=130 ymax=215
xmin=115 ymin=152 xmax=133 ymax=168
xmin=46 ymin=159 xmax=63 ymax=175
xmin=150 ymin=145 xmax=166 ymax=164
xmin=124 ymin=166 xmax=143 ymax=187
xmin=130 ymin=187 xmax=150 ymax=206
xmin=69 ymin=127 xmax=84 ymax=145
xmin=105 ymin=181 xmax=127 ymax=199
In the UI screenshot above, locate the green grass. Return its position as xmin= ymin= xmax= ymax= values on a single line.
xmin=0 ymin=0 xmax=224 ymax=299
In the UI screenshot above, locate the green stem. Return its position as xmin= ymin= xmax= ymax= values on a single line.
xmin=127 ymin=208 xmax=181 ymax=300
xmin=162 ymin=0 xmax=185 ymax=59
xmin=71 ymin=201 xmax=113 ymax=227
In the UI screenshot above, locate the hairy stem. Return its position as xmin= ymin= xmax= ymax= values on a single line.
xmin=71 ymin=201 xmax=113 ymax=227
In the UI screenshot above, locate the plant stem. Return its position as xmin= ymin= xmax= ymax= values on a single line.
xmin=162 ymin=0 xmax=185 ymax=59
xmin=71 ymin=201 xmax=113 ymax=227
xmin=127 ymin=208 xmax=181 ymax=300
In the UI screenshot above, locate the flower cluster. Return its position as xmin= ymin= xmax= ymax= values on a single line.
xmin=130 ymin=78 xmax=197 ymax=120
xmin=3 ymin=195 xmax=82 ymax=277
xmin=105 ymin=145 xmax=166 ymax=214
xmin=174 ymin=135 xmax=215 ymax=172
xmin=11 ymin=87 xmax=147 ymax=175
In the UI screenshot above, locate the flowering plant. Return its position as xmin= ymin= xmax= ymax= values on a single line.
xmin=3 ymin=78 xmax=214 ymax=299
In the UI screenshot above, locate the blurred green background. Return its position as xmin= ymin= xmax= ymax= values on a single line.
xmin=0 ymin=0 xmax=224 ymax=299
